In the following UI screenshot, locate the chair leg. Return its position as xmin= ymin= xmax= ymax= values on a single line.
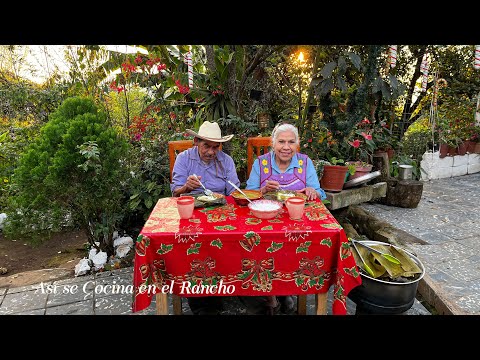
xmin=297 ymin=295 xmax=307 ymax=315
xmin=155 ymin=293 xmax=169 ymax=315
xmin=315 ymin=293 xmax=328 ymax=315
xmin=172 ymin=295 xmax=183 ymax=315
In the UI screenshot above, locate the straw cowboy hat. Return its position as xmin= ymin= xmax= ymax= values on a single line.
xmin=186 ymin=121 xmax=233 ymax=142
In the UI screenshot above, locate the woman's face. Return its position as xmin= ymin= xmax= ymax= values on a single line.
xmin=273 ymin=130 xmax=297 ymax=162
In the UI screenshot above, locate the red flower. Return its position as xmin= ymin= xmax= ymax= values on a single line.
xmin=361 ymin=132 xmax=372 ymax=140
xmin=349 ymin=139 xmax=361 ymax=148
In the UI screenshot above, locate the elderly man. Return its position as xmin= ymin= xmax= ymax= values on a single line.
xmin=171 ymin=121 xmax=240 ymax=198
xmin=170 ymin=121 xmax=240 ymax=315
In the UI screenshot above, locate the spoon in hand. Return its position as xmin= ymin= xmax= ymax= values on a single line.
xmin=192 ymin=174 xmax=213 ymax=196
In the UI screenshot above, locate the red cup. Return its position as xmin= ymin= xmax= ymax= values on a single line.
xmin=177 ymin=196 xmax=195 ymax=219
xmin=285 ymin=196 xmax=305 ymax=220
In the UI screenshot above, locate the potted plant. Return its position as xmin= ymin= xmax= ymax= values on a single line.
xmin=346 ymin=160 xmax=373 ymax=180
xmin=319 ymin=157 xmax=349 ymax=192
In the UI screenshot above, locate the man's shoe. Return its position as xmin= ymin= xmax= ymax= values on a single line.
xmin=196 ymin=308 xmax=221 ymax=315
xmin=278 ymin=296 xmax=296 ymax=314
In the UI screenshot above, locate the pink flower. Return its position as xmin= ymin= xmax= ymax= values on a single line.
xmin=349 ymin=139 xmax=361 ymax=148
xmin=361 ymin=132 xmax=372 ymax=140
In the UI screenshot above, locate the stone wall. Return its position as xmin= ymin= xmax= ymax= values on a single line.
xmin=420 ymin=151 xmax=480 ymax=181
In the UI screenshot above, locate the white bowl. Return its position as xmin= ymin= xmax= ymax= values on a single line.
xmin=248 ymin=199 xmax=282 ymax=219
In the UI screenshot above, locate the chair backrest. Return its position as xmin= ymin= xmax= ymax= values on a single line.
xmin=246 ymin=136 xmax=302 ymax=178
xmin=246 ymin=137 xmax=272 ymax=178
xmin=167 ymin=139 xmax=223 ymax=181
xmin=168 ymin=140 xmax=194 ymax=181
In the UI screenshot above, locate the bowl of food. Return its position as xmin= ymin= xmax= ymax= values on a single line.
xmin=231 ymin=189 xmax=262 ymax=206
xmin=248 ymin=199 xmax=282 ymax=219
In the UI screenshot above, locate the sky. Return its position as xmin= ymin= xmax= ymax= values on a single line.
xmin=22 ymin=45 xmax=146 ymax=84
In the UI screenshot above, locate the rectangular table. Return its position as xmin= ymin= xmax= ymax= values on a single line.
xmin=132 ymin=196 xmax=362 ymax=315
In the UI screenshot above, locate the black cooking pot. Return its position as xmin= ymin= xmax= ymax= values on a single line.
xmin=347 ymin=240 xmax=425 ymax=314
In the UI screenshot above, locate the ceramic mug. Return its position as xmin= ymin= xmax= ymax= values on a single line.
xmin=285 ymin=196 xmax=305 ymax=220
xmin=176 ymin=196 xmax=195 ymax=219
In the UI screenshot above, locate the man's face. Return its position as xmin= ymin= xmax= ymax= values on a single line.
xmin=196 ymin=139 xmax=221 ymax=163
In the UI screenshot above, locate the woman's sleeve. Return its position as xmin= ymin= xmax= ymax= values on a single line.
xmin=245 ymin=158 xmax=261 ymax=190
xmin=306 ymin=157 xmax=327 ymax=199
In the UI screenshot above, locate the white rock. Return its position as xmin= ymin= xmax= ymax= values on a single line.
xmin=75 ymin=258 xmax=91 ymax=277
xmin=92 ymin=251 xmax=108 ymax=270
xmin=88 ymin=248 xmax=98 ymax=261
xmin=112 ymin=230 xmax=119 ymax=240
xmin=116 ymin=243 xmax=131 ymax=258
xmin=114 ymin=236 xmax=133 ymax=248
xmin=0 ymin=213 xmax=7 ymax=230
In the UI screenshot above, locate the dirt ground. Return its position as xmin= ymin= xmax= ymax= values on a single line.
xmin=0 ymin=229 xmax=89 ymax=277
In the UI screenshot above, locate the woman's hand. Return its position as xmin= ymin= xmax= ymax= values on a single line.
xmin=298 ymin=187 xmax=318 ymax=201
xmin=262 ymin=180 xmax=281 ymax=194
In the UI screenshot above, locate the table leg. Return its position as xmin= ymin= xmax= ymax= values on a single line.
xmin=315 ymin=292 xmax=328 ymax=315
xmin=297 ymin=295 xmax=307 ymax=315
xmin=172 ymin=295 xmax=183 ymax=315
xmin=155 ymin=293 xmax=169 ymax=315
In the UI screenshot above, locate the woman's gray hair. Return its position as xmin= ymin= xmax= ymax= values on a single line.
xmin=271 ymin=123 xmax=299 ymax=145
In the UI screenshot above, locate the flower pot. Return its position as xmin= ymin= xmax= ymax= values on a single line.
xmin=439 ymin=143 xmax=448 ymax=158
xmin=448 ymin=146 xmax=457 ymax=156
xmin=457 ymin=142 xmax=467 ymax=156
xmin=320 ymin=165 xmax=348 ymax=192
xmin=475 ymin=142 xmax=480 ymax=154
xmin=349 ymin=163 xmax=373 ymax=180
xmin=465 ymin=140 xmax=476 ymax=154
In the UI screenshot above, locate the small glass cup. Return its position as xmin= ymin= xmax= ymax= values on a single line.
xmin=285 ymin=196 xmax=305 ymax=220
xmin=176 ymin=196 xmax=195 ymax=219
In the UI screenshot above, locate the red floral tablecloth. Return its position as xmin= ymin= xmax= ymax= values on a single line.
xmin=132 ymin=196 xmax=361 ymax=315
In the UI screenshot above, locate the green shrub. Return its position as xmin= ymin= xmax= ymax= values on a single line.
xmin=400 ymin=117 xmax=433 ymax=161
xmin=4 ymin=96 xmax=129 ymax=255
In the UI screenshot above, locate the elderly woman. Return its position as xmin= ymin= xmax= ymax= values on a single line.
xmin=242 ymin=122 xmax=326 ymax=314
xmin=246 ymin=122 xmax=326 ymax=201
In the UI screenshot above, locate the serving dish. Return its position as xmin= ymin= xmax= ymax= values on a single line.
xmin=343 ymin=170 xmax=381 ymax=189
xmin=184 ymin=192 xmax=227 ymax=208
xmin=231 ymin=189 xmax=262 ymax=206
xmin=248 ymin=199 xmax=282 ymax=219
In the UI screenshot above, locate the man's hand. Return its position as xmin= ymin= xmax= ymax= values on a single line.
xmin=173 ymin=175 xmax=202 ymax=197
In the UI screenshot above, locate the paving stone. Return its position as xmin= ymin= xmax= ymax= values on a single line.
xmin=94 ymin=293 xmax=133 ymax=315
xmin=93 ymin=274 xmax=134 ymax=299
xmin=7 ymin=282 xmax=54 ymax=294
xmin=46 ymin=300 xmax=94 ymax=315
xmin=53 ymin=274 xmax=95 ymax=285
xmin=0 ymin=290 xmax=48 ymax=314
xmin=433 ymin=258 xmax=480 ymax=282
xmin=46 ymin=283 xmax=94 ymax=307
xmin=13 ymin=309 xmax=46 ymax=315
xmin=413 ymin=230 xmax=454 ymax=245
xmin=455 ymin=293 xmax=480 ymax=314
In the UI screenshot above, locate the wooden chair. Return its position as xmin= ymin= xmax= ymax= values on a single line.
xmin=246 ymin=136 xmax=308 ymax=315
xmin=168 ymin=140 xmax=195 ymax=182
xmin=247 ymin=137 xmax=272 ymax=178
xmin=165 ymin=140 xmax=196 ymax=314
xmin=246 ymin=136 xmax=300 ymax=177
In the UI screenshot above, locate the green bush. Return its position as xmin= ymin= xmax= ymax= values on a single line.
xmin=4 ymin=96 xmax=129 ymax=255
xmin=400 ymin=117 xmax=433 ymax=161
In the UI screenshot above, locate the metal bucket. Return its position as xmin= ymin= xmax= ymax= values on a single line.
xmin=347 ymin=240 xmax=425 ymax=314
xmin=398 ymin=165 xmax=413 ymax=180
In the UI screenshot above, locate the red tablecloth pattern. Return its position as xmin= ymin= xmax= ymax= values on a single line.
xmin=132 ymin=196 xmax=361 ymax=314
